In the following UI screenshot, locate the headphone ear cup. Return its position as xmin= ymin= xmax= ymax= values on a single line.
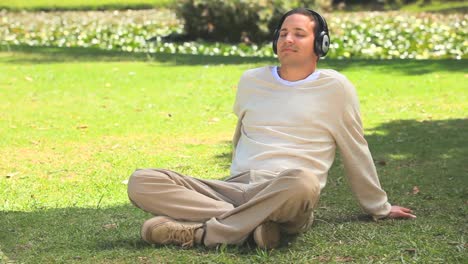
xmin=315 ymin=31 xmax=330 ymax=57
xmin=314 ymin=33 xmax=323 ymax=57
xmin=321 ymin=32 xmax=330 ymax=56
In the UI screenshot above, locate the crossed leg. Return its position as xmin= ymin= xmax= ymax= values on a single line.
xmin=127 ymin=168 xmax=320 ymax=247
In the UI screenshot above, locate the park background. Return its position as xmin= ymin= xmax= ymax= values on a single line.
xmin=0 ymin=0 xmax=466 ymax=263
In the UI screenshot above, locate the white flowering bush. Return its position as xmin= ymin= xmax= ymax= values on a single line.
xmin=329 ymin=12 xmax=467 ymax=59
xmin=0 ymin=9 xmax=466 ymax=59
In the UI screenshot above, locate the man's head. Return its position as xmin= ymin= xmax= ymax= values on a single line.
xmin=272 ymin=8 xmax=329 ymax=65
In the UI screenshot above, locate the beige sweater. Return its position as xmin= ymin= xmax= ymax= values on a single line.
xmin=230 ymin=66 xmax=391 ymax=218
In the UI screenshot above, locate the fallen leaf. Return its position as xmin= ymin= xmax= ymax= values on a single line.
xmin=25 ymin=76 xmax=33 ymax=82
xmin=404 ymin=248 xmax=417 ymax=254
xmin=103 ymin=223 xmax=117 ymax=230
xmin=317 ymin=256 xmax=331 ymax=262
xmin=122 ymin=179 xmax=129 ymax=185
xmin=6 ymin=172 xmax=20 ymax=178
xmin=16 ymin=242 xmax=33 ymax=250
xmin=61 ymin=173 xmax=77 ymax=182
xmin=412 ymin=186 xmax=420 ymax=195
xmin=111 ymin=144 xmax=120 ymax=150
xmin=77 ymin=125 xmax=88 ymax=129
xmin=138 ymin=256 xmax=149 ymax=263
xmin=336 ymin=256 xmax=354 ymax=262
xmin=208 ymin=117 xmax=220 ymax=124
xmin=30 ymin=140 xmax=40 ymax=145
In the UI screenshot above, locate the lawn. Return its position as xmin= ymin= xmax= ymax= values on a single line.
xmin=0 ymin=0 xmax=172 ymax=10
xmin=399 ymin=0 xmax=468 ymax=12
xmin=0 ymin=45 xmax=467 ymax=263
xmin=1 ymin=0 xmax=467 ymax=12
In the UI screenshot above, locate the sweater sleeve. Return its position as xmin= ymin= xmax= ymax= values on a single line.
xmin=333 ymin=77 xmax=391 ymax=219
xmin=231 ymin=72 xmax=247 ymax=161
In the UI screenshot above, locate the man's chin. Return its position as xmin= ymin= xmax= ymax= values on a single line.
xmin=279 ymin=55 xmax=317 ymax=65
xmin=279 ymin=50 xmax=297 ymax=57
xmin=279 ymin=53 xmax=298 ymax=61
xmin=279 ymin=57 xmax=305 ymax=65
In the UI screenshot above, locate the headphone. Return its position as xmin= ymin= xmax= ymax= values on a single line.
xmin=272 ymin=8 xmax=330 ymax=57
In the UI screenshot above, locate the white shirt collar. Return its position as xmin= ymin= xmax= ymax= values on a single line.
xmin=271 ymin=66 xmax=320 ymax=86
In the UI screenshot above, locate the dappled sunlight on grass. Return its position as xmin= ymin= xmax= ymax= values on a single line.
xmin=388 ymin=153 xmax=413 ymax=161
xmin=0 ymin=48 xmax=466 ymax=262
xmin=1 ymin=45 xmax=467 ymax=73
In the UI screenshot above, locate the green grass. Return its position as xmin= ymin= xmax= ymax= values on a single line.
xmin=399 ymin=0 xmax=468 ymax=12
xmin=1 ymin=0 xmax=467 ymax=12
xmin=0 ymin=45 xmax=467 ymax=263
xmin=0 ymin=0 xmax=173 ymax=11
xmin=335 ymin=0 xmax=467 ymax=12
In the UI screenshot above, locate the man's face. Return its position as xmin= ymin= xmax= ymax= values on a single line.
xmin=277 ymin=14 xmax=317 ymax=65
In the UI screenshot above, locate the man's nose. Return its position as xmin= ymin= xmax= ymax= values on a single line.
xmin=285 ymin=34 xmax=294 ymax=43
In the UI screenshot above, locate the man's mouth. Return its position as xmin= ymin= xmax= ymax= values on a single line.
xmin=281 ymin=47 xmax=296 ymax=52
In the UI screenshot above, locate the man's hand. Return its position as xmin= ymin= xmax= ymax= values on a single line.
xmin=387 ymin=205 xmax=416 ymax=219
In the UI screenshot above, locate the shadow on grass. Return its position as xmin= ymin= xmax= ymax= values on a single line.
xmin=215 ymin=118 xmax=467 ymax=176
xmin=0 ymin=119 xmax=466 ymax=262
xmin=417 ymin=6 xmax=468 ymax=13
xmin=1 ymin=205 xmax=265 ymax=261
xmin=1 ymin=45 xmax=467 ymax=75
xmin=0 ymin=44 xmax=276 ymax=65
xmin=214 ymin=118 xmax=468 ymax=205
xmin=213 ymin=141 xmax=232 ymax=171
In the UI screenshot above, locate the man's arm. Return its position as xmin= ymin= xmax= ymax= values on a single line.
xmin=231 ymin=113 xmax=244 ymax=161
xmin=332 ymin=73 xmax=416 ymax=220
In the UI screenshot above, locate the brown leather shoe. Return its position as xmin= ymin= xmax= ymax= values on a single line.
xmin=141 ymin=216 xmax=204 ymax=248
xmin=253 ymin=221 xmax=281 ymax=249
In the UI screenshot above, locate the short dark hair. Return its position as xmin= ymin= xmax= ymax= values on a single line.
xmin=279 ymin=8 xmax=318 ymax=34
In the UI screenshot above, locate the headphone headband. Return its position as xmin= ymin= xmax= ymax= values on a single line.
xmin=272 ymin=8 xmax=330 ymax=57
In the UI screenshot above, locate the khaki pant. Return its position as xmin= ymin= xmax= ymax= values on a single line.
xmin=127 ymin=168 xmax=320 ymax=247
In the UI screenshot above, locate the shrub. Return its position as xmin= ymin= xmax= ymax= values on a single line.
xmin=0 ymin=10 xmax=466 ymax=59
xmin=174 ymin=0 xmax=317 ymax=43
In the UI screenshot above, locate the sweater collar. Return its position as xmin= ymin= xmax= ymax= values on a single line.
xmin=271 ymin=66 xmax=320 ymax=86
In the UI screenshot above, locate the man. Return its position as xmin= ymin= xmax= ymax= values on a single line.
xmin=127 ymin=8 xmax=415 ymax=250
